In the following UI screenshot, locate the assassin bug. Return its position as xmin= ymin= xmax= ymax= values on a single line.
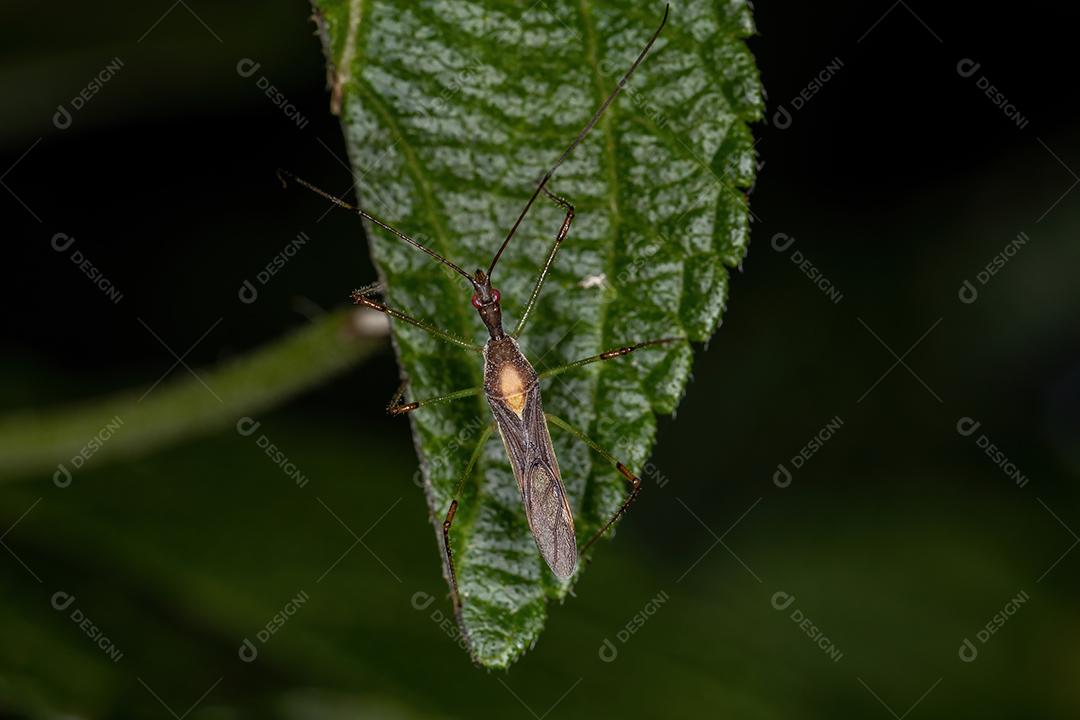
xmin=280 ymin=5 xmax=677 ymax=612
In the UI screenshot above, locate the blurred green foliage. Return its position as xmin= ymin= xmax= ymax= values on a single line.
xmin=1 ymin=421 xmax=1076 ymax=718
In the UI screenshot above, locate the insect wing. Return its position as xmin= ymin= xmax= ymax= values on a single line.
xmin=490 ymin=382 xmax=578 ymax=579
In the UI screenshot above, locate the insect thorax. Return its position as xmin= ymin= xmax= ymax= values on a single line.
xmin=483 ymin=337 xmax=538 ymax=419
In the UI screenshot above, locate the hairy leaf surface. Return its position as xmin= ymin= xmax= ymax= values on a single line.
xmin=310 ymin=0 xmax=761 ymax=667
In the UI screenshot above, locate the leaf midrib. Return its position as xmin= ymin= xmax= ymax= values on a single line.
xmin=349 ymin=75 xmax=490 ymax=528
xmin=337 ymin=0 xmax=365 ymax=110
xmin=578 ymin=0 xmax=624 ymax=531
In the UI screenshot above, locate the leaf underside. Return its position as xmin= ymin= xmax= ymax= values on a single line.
xmin=311 ymin=0 xmax=761 ymax=667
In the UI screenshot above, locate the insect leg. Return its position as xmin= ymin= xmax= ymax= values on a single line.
xmin=538 ymin=337 xmax=686 ymax=380
xmin=350 ymin=285 xmax=482 ymax=352
xmin=511 ymin=188 xmax=575 ymax=339
xmin=441 ymin=421 xmax=497 ymax=617
xmin=385 ymin=379 xmax=482 ymax=416
xmin=485 ymin=4 xmax=669 ymax=278
xmin=279 ymin=169 xmax=476 ymax=285
xmin=544 ymin=413 xmax=641 ymax=558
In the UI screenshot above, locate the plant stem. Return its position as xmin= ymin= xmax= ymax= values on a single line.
xmin=0 ymin=310 xmax=385 ymax=483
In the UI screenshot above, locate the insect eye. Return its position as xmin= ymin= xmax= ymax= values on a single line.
xmin=471 ymin=294 xmax=482 ymax=309
xmin=491 ymin=289 xmax=501 ymax=303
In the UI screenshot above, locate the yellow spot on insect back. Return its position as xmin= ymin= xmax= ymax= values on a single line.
xmin=499 ymin=365 xmax=527 ymax=416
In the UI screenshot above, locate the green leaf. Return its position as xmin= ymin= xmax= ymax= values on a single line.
xmin=308 ymin=0 xmax=762 ymax=667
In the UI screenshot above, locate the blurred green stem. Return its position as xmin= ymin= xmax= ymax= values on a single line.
xmin=0 ymin=309 xmax=384 ymax=482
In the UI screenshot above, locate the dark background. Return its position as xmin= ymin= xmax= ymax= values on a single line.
xmin=2 ymin=1 xmax=1078 ymax=718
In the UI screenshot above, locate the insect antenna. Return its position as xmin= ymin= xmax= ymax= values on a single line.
xmin=486 ymin=3 xmax=670 ymax=277
xmin=277 ymin=168 xmax=477 ymax=287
